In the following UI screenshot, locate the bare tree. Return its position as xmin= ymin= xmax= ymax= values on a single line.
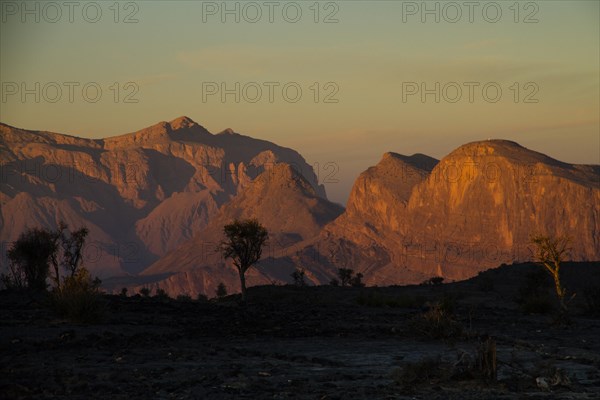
xmin=60 ymin=225 xmax=89 ymax=278
xmin=218 ymin=219 xmax=269 ymax=303
xmin=530 ymin=234 xmax=572 ymax=318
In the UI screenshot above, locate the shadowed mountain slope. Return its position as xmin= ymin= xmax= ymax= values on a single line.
xmin=0 ymin=118 xmax=327 ymax=276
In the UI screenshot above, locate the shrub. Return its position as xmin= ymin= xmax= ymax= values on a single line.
xmin=411 ymin=301 xmax=463 ymax=340
xmin=291 ymin=268 xmax=307 ymax=287
xmin=421 ymin=276 xmax=444 ymax=286
xmin=476 ymin=337 xmax=497 ymax=381
xmin=120 ymin=287 xmax=128 ymax=297
xmin=176 ymin=294 xmax=192 ymax=302
xmin=216 ymin=282 xmax=227 ymax=298
xmin=50 ymin=268 xmax=105 ymax=323
xmin=155 ymin=288 xmax=169 ymax=299
xmin=197 ymin=293 xmax=208 ymax=302
xmin=139 ymin=287 xmax=151 ymax=297
xmin=351 ymin=272 xmax=365 ymax=287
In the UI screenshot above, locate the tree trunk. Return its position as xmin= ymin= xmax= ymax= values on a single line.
xmin=239 ymin=270 xmax=247 ymax=303
xmin=553 ymin=271 xmax=567 ymax=311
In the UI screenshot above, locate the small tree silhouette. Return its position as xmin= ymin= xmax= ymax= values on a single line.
xmin=336 ymin=268 xmax=364 ymax=287
xmin=218 ymin=219 xmax=269 ymax=303
xmin=351 ymin=272 xmax=365 ymax=287
xmin=530 ymin=234 xmax=573 ymax=321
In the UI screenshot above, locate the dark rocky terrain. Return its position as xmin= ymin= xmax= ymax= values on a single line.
xmin=1 ymin=262 xmax=599 ymax=399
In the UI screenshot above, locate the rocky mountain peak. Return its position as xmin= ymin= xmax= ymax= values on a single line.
xmin=168 ymin=116 xmax=197 ymax=130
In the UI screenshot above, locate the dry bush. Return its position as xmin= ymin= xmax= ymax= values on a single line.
xmin=154 ymin=287 xmax=169 ymax=300
xmin=411 ymin=300 xmax=463 ymax=340
xmin=476 ymin=337 xmax=497 ymax=381
xmin=50 ymin=268 xmax=105 ymax=323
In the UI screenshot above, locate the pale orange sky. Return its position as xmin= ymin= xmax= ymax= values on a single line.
xmin=1 ymin=1 xmax=598 ymax=204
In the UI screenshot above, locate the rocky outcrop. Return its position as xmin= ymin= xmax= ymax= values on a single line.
xmin=401 ymin=140 xmax=600 ymax=280
xmin=293 ymin=140 xmax=600 ymax=286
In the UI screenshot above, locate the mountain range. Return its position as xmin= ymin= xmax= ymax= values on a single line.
xmin=1 ymin=117 xmax=598 ymax=296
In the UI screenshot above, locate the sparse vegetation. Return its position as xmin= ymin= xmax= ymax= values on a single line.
xmin=120 ymin=287 xmax=128 ymax=297
xmin=2 ymin=223 xmax=104 ymax=323
xmin=218 ymin=219 xmax=269 ymax=302
xmin=392 ymin=338 xmax=498 ymax=390
xmin=3 ymin=261 xmax=600 ymax=398
xmin=140 ymin=287 xmax=151 ymax=297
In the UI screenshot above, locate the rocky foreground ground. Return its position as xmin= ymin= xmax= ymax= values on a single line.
xmin=1 ymin=262 xmax=599 ymax=399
